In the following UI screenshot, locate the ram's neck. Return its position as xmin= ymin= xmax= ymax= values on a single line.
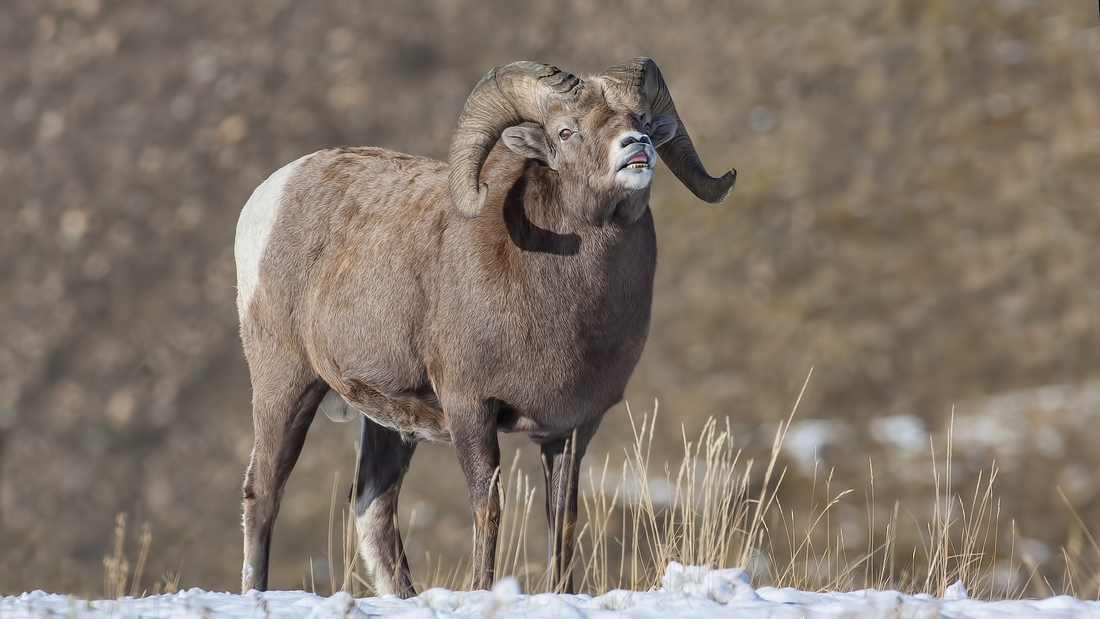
xmin=456 ymin=144 xmax=657 ymax=298
xmin=508 ymin=161 xmax=576 ymax=243
xmin=480 ymin=149 xmax=651 ymax=234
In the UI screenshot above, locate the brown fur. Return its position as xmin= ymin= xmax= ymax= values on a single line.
xmin=239 ymin=78 xmax=677 ymax=595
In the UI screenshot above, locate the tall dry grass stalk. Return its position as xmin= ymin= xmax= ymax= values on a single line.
xmin=103 ymin=513 xmax=129 ymax=599
xmin=1057 ymin=489 xmax=1100 ymax=599
xmin=918 ymin=410 xmax=1001 ymax=599
xmin=102 ymin=513 xmax=177 ymax=598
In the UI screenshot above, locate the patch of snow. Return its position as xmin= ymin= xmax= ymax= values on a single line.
xmin=305 ymin=590 xmax=359 ymax=618
xmin=5 ymin=564 xmax=1100 ymax=618
xmin=946 ymin=579 xmax=969 ymax=600
xmin=580 ymin=467 xmax=675 ymax=505
xmin=868 ymin=414 xmax=927 ymax=456
xmin=661 ymin=561 xmax=760 ymax=603
xmin=782 ymin=419 xmax=852 ymax=476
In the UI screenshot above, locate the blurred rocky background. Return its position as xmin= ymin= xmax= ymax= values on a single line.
xmin=1 ymin=0 xmax=1099 ymax=597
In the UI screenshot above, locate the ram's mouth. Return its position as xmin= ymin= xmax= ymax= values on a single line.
xmin=620 ymin=150 xmax=651 ymax=170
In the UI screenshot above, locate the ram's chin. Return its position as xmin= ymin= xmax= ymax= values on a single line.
xmin=616 ymin=168 xmax=654 ymax=191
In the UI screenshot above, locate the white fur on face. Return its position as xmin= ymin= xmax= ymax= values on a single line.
xmin=234 ymin=153 xmax=313 ymax=322
xmin=610 ymin=130 xmax=656 ymax=191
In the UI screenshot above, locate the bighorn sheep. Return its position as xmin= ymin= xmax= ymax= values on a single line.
xmin=234 ymin=58 xmax=735 ymax=596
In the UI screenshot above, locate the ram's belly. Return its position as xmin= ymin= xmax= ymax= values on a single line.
xmin=313 ymin=335 xmax=639 ymax=445
xmin=317 ymin=384 xmax=450 ymax=443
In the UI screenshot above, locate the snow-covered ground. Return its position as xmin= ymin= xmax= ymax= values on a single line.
xmin=3 ymin=563 xmax=1098 ymax=618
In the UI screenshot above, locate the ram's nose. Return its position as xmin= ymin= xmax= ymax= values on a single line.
xmin=619 ymin=133 xmax=652 ymax=148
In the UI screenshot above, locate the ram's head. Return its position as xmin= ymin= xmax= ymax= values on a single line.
xmin=448 ymin=58 xmax=737 ymax=219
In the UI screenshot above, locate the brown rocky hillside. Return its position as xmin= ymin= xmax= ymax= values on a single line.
xmin=0 ymin=0 xmax=1098 ymax=595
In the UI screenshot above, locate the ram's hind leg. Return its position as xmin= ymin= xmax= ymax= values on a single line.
xmin=241 ymin=360 xmax=327 ymax=592
xmin=352 ymin=414 xmax=417 ymax=598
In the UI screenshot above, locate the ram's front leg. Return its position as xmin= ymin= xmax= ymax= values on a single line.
xmin=541 ymin=422 xmax=598 ymax=593
xmin=446 ymin=398 xmax=502 ymax=591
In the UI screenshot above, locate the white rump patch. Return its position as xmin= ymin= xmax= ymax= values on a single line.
xmin=234 ymin=153 xmax=313 ymax=321
xmin=319 ymin=388 xmax=362 ymax=423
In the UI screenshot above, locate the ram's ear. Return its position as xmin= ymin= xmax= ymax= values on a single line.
xmin=502 ymin=124 xmax=557 ymax=169
xmin=648 ymin=114 xmax=678 ymax=148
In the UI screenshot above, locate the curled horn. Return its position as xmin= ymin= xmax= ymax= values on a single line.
xmin=602 ymin=58 xmax=736 ymax=204
xmin=448 ymin=62 xmax=582 ymax=218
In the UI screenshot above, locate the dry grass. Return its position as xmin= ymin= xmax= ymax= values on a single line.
xmin=294 ymin=370 xmax=1100 ymax=600
xmin=102 ymin=513 xmax=181 ymax=599
xmin=110 ymin=367 xmax=1100 ymax=601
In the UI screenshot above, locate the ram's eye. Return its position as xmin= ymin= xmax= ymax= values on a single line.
xmin=558 ymin=128 xmax=574 ymax=141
